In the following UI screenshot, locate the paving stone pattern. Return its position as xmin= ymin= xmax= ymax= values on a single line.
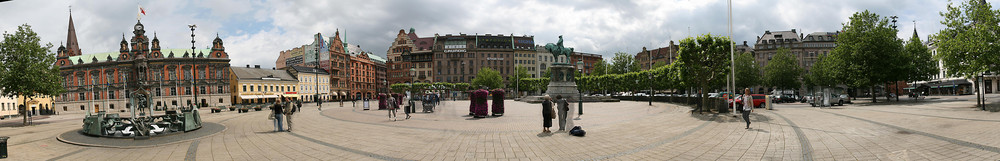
xmin=1 ymin=94 xmax=999 ymax=160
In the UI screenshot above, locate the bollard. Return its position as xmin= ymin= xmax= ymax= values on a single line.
xmin=766 ymin=95 xmax=773 ymax=110
xmin=0 ymin=136 xmax=8 ymax=158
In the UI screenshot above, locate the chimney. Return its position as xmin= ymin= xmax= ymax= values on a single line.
xmin=254 ymin=65 xmax=261 ymax=69
xmin=791 ymin=29 xmax=796 ymax=33
xmin=765 ymin=30 xmax=770 ymax=34
xmin=246 ymin=64 xmax=250 ymax=68
xmin=743 ymin=41 xmax=747 ymax=46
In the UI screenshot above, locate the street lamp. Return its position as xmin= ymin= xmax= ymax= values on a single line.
xmin=576 ymin=59 xmax=584 ymax=118
xmin=410 ymin=67 xmax=416 ymax=97
xmin=188 ymin=24 xmax=198 ymax=110
xmin=647 ymin=48 xmax=652 ymax=106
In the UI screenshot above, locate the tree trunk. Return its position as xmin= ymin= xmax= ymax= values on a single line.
xmin=870 ymin=86 xmax=877 ymax=103
xmin=895 ymin=81 xmax=900 ymax=102
xmin=975 ymin=78 xmax=982 ymax=110
xmin=22 ymin=95 xmax=28 ymax=126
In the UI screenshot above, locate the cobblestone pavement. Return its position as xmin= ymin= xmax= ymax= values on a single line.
xmin=2 ymin=94 xmax=1000 ymax=160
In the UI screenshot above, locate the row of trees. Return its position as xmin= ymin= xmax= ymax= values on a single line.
xmin=392 ymin=0 xmax=995 ymax=109
xmin=799 ymin=10 xmax=939 ymax=103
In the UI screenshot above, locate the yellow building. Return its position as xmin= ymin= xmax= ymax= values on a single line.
xmin=286 ymin=66 xmax=330 ymax=102
xmin=230 ymin=65 xmax=299 ymax=104
xmin=18 ymin=95 xmax=54 ymax=115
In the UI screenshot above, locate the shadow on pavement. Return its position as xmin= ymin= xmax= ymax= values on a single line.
xmin=691 ymin=112 xmax=772 ymax=123
xmin=536 ymin=132 xmax=553 ymax=137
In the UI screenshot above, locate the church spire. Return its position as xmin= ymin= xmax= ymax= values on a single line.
xmin=66 ymin=6 xmax=82 ymax=56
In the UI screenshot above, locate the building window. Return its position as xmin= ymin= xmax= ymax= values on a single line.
xmin=156 ymin=88 xmax=161 ymax=96
xmin=243 ymin=85 xmax=247 ymax=92
xmin=218 ymin=86 xmax=224 ymax=93
xmin=185 ymin=87 xmax=191 ymax=95
xmin=171 ymin=88 xmax=177 ymax=95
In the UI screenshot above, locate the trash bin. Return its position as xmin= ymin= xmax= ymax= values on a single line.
xmin=765 ymin=95 xmax=773 ymax=110
xmin=1 ymin=136 xmax=8 ymax=158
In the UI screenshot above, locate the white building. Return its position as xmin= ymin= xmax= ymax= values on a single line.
xmin=0 ymin=95 xmax=17 ymax=119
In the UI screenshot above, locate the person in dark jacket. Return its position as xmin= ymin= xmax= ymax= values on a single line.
xmin=270 ymin=98 xmax=285 ymax=132
xmin=541 ymin=95 xmax=554 ymax=133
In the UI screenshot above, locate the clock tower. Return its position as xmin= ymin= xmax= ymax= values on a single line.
xmin=128 ymin=20 xmax=150 ymax=60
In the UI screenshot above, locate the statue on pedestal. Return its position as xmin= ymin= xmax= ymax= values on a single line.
xmin=544 ymin=35 xmax=574 ymax=65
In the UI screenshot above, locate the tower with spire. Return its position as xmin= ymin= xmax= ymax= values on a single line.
xmin=56 ymin=7 xmax=82 ymax=67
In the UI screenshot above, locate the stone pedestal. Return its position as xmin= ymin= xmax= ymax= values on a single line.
xmin=546 ymin=65 xmax=581 ymax=100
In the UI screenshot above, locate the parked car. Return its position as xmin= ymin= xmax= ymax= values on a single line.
xmin=810 ymin=93 xmax=845 ymax=106
xmin=781 ymin=94 xmax=798 ymax=103
xmin=654 ymin=93 xmax=666 ymax=96
xmin=839 ymin=94 xmax=851 ymax=104
xmin=800 ymin=95 xmax=812 ymax=103
xmin=730 ymin=94 xmax=767 ymax=108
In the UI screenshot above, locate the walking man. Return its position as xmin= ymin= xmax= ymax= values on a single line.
xmin=387 ymin=94 xmax=398 ymax=121
xmin=742 ymin=88 xmax=754 ymax=129
xmin=556 ymin=95 xmax=569 ymax=131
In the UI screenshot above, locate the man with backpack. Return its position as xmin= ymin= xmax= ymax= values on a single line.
xmin=284 ymin=96 xmax=300 ymax=132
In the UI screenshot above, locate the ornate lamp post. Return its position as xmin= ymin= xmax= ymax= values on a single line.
xmin=188 ymin=24 xmax=198 ymax=110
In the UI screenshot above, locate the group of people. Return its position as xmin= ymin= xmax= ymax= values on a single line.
xmin=385 ymin=95 xmax=417 ymax=121
xmin=541 ymin=94 xmax=573 ymax=133
xmin=270 ymin=96 xmax=301 ymax=132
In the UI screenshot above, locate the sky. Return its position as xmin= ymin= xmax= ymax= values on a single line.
xmin=0 ymin=0 xmax=979 ymax=69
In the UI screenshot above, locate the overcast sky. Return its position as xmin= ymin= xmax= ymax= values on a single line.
xmin=0 ymin=0 xmax=978 ymax=69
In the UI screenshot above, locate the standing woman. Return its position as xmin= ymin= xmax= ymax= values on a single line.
xmin=270 ymin=98 xmax=285 ymax=132
xmin=556 ymin=95 xmax=569 ymax=131
xmin=742 ymin=88 xmax=754 ymax=129
xmin=541 ymin=95 xmax=554 ymax=133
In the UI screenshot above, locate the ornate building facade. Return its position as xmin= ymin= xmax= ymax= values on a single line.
xmin=54 ymin=18 xmax=231 ymax=113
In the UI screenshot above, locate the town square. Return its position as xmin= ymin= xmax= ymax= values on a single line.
xmin=1 ymin=0 xmax=1000 ymax=160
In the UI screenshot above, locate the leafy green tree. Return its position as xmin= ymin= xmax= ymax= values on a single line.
xmin=831 ymin=10 xmax=904 ymax=103
xmin=763 ymin=48 xmax=802 ymax=92
xmin=507 ymin=65 xmax=530 ymax=97
xmin=390 ymin=83 xmax=410 ymax=93
xmin=805 ymin=55 xmax=841 ymax=97
xmin=471 ymin=67 xmax=502 ymax=90
xmin=590 ymin=60 xmax=610 ymax=76
xmin=675 ymin=34 xmax=731 ymax=112
xmin=610 ymin=52 xmax=641 ymax=74
xmin=734 ymin=52 xmax=761 ymax=90
xmin=652 ymin=61 xmax=668 ymax=69
xmin=903 ymin=31 xmax=937 ymax=83
xmin=0 ymin=24 xmax=65 ymax=126
xmin=933 ymin=0 xmax=1000 ymax=107
xmin=453 ymin=83 xmax=470 ymax=91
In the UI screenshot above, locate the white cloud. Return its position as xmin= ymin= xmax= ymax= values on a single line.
xmin=0 ymin=0 xmax=977 ymax=68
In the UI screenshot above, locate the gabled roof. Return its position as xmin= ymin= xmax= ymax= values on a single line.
xmin=231 ymin=67 xmax=297 ymax=81
xmin=413 ymin=37 xmax=434 ymax=51
xmin=757 ymin=30 xmax=800 ymax=44
xmin=289 ymin=66 xmax=329 ymax=75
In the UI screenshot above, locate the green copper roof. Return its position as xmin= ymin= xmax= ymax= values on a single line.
xmin=368 ymin=54 xmax=386 ymax=63
xmin=68 ymin=49 xmax=213 ymax=64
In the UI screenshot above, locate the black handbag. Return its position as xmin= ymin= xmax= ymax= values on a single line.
xmin=569 ymin=126 xmax=586 ymax=137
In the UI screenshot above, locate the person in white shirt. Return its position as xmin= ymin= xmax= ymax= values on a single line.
xmin=742 ymin=88 xmax=754 ymax=129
